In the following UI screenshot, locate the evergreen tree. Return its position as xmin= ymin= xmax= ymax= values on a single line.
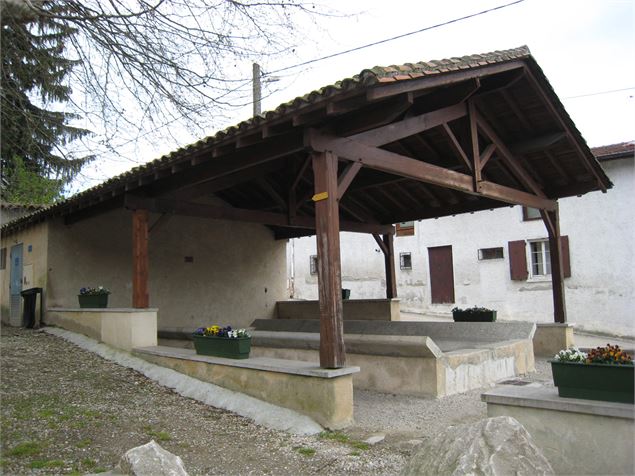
xmin=1 ymin=1 xmax=92 ymax=201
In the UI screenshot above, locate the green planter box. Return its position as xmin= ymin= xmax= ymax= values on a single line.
xmin=550 ymin=360 xmax=635 ymax=404
xmin=452 ymin=310 xmax=497 ymax=322
xmin=78 ymin=294 xmax=109 ymax=309
xmin=192 ymin=335 xmax=251 ymax=359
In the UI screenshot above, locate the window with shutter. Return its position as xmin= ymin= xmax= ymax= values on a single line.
xmin=508 ymin=240 xmax=528 ymax=281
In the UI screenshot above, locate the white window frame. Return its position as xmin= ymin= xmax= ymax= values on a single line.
xmin=399 ymin=252 xmax=412 ymax=270
xmin=527 ymin=238 xmax=551 ymax=281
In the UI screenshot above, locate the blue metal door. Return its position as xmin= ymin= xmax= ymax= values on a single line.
xmin=10 ymin=244 xmax=23 ymax=325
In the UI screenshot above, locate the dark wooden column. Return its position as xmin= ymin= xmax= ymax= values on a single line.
xmin=132 ymin=209 xmax=149 ymax=308
xmin=541 ymin=205 xmax=566 ymax=323
xmin=383 ymin=233 xmax=397 ymax=299
xmin=312 ymin=151 xmax=346 ymax=368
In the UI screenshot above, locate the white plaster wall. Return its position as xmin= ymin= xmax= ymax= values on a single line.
xmin=47 ymin=208 xmax=287 ymax=331
xmin=289 ymin=157 xmax=634 ymax=337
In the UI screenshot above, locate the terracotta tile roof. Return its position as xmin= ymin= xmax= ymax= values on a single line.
xmin=1 ymin=45 xmax=604 ymax=233
xmin=591 ymin=141 xmax=634 ymax=161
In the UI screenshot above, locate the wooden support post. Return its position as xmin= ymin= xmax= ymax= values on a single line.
xmin=468 ymin=100 xmax=482 ymax=192
xmin=132 ymin=209 xmax=149 ymax=308
xmin=383 ymin=233 xmax=397 ymax=299
xmin=312 ymin=151 xmax=346 ymax=369
xmin=540 ymin=205 xmax=567 ymax=323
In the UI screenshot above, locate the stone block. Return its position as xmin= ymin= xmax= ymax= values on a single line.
xmin=533 ymin=323 xmax=575 ymax=356
xmin=400 ymin=416 xmax=554 ymax=475
xmin=117 ymin=440 xmax=188 ymax=475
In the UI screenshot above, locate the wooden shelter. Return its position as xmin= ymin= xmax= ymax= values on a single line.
xmin=3 ymin=46 xmax=611 ymax=369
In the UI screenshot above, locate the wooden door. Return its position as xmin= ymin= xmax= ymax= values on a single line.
xmin=9 ymin=244 xmax=23 ymax=325
xmin=428 ymin=245 xmax=455 ymax=304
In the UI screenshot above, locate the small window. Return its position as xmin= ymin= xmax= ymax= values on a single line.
xmin=400 ymin=252 xmax=412 ymax=270
xmin=0 ymin=248 xmax=5 ymax=270
xmin=309 ymin=255 xmax=318 ymax=275
xmin=522 ymin=207 xmax=541 ymax=221
xmin=396 ymin=221 xmax=415 ymax=237
xmin=478 ymin=247 xmax=504 ymax=260
xmin=529 ymin=240 xmax=551 ymax=276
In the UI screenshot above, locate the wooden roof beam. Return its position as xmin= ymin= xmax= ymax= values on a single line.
xmin=257 ymin=178 xmax=288 ymax=211
xmin=335 ymin=93 xmax=413 ymax=136
xmin=167 ymin=160 xmax=285 ymax=201
xmin=305 ymin=129 xmax=556 ymax=211
xmin=473 ymin=109 xmax=547 ymax=198
xmin=348 ymin=102 xmax=466 ymax=146
xmin=367 ymin=61 xmax=525 ymax=101
xmin=123 ymin=195 xmax=393 ymax=235
xmin=523 ymin=66 xmax=608 ymax=192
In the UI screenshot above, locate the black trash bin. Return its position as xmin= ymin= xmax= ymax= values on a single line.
xmin=20 ymin=287 xmax=43 ymax=329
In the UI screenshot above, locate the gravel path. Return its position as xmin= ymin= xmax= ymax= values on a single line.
xmin=0 ymin=326 xmax=553 ymax=475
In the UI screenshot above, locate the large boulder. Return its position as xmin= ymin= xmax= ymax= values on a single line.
xmin=116 ymin=440 xmax=188 ymax=476
xmin=401 ymin=416 xmax=554 ymax=476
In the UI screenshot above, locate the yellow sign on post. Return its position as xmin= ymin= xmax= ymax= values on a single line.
xmin=312 ymin=192 xmax=329 ymax=202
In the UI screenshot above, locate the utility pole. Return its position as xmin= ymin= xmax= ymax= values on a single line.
xmin=252 ymin=62 xmax=261 ymax=117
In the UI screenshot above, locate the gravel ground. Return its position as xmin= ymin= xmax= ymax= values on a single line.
xmin=0 ymin=326 xmax=553 ymax=475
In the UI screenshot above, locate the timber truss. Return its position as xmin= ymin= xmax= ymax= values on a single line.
xmin=4 ymin=47 xmax=611 ymax=368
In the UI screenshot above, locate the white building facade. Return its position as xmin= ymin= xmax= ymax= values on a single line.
xmin=287 ymin=142 xmax=634 ymax=338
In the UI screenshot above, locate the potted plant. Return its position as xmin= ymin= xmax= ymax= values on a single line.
xmin=551 ymin=344 xmax=634 ymax=404
xmin=192 ymin=325 xmax=251 ymax=359
xmin=78 ymin=286 xmax=111 ymax=308
xmin=452 ymin=306 xmax=497 ymax=322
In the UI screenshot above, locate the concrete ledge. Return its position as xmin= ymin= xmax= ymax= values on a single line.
xmin=45 ymin=308 xmax=157 ymax=351
xmin=248 ymin=321 xmax=535 ymax=398
xmin=252 ymin=319 xmax=536 ymax=345
xmin=483 ymin=384 xmax=635 ymax=475
xmin=133 ymin=345 xmax=359 ymax=429
xmin=533 ymin=323 xmax=575 ymax=356
xmin=252 ymin=331 xmax=442 ymax=358
xmin=276 ymin=299 xmax=400 ymax=321
xmin=482 ymin=384 xmax=634 ymax=419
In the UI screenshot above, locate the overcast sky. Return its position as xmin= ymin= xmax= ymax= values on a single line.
xmin=74 ymin=0 xmax=634 ymax=191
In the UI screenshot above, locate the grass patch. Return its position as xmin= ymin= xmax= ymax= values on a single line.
xmin=82 ymin=458 xmax=97 ymax=468
xmin=76 ymin=438 xmax=92 ymax=449
xmin=318 ymin=431 xmax=349 ymax=443
xmin=295 ymin=447 xmax=316 ymax=457
xmin=144 ymin=427 xmax=171 ymax=442
xmin=6 ymin=441 xmax=41 ymax=457
xmin=38 ymin=409 xmax=56 ymax=418
xmin=319 ymin=431 xmax=370 ymax=452
xmin=349 ymin=450 xmax=361 ymax=457
xmin=93 ymin=467 xmax=108 ymax=473
xmin=29 ymin=459 xmax=65 ymax=469
xmin=350 ymin=441 xmax=370 ymax=451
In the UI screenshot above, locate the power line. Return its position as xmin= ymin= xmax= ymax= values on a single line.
xmin=103 ymin=0 xmax=528 ymax=145
xmin=266 ymin=0 xmax=527 ymax=76
xmin=563 ymin=86 xmax=635 ymax=100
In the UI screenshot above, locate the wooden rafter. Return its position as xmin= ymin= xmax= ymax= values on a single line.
xmin=335 ymin=93 xmax=413 ymax=136
xmin=442 ymin=123 xmax=472 ymax=172
xmin=124 ymin=195 xmax=393 ymax=235
xmin=337 ymin=162 xmax=362 ymax=200
xmin=468 ymin=100 xmax=482 ymax=192
xmin=258 ymin=178 xmax=287 ymax=211
xmin=523 ymin=67 xmax=607 ymax=192
xmin=473 ymin=109 xmax=547 ymax=199
xmin=306 ymin=129 xmax=556 ymax=210
xmin=168 ymin=160 xmax=284 ymax=200
xmin=366 ymin=61 xmax=525 ymax=101
xmin=347 ymin=102 xmax=467 ymax=146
